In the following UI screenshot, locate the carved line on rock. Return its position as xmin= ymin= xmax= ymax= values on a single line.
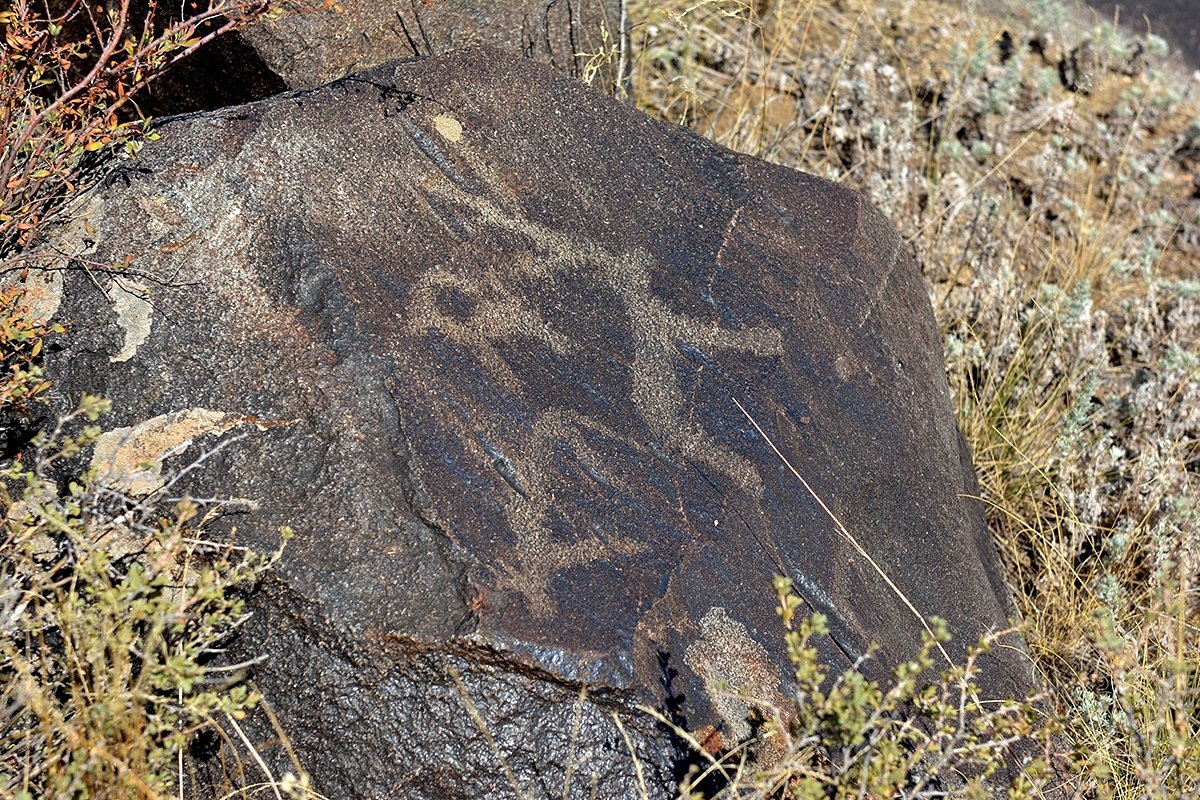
xmin=394 ymin=129 xmax=786 ymax=618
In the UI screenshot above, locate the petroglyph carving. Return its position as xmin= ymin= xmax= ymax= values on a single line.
xmin=685 ymin=606 xmax=786 ymax=741
xmin=488 ymin=409 xmax=651 ymax=613
xmin=401 ymin=143 xmax=785 ymax=616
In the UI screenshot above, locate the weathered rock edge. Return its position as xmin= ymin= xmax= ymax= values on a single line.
xmin=31 ymin=47 xmax=1039 ymax=798
xmin=239 ymin=0 xmax=625 ymax=90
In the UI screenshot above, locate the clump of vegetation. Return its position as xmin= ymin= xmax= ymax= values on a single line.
xmin=1 ymin=0 xmax=317 ymax=265
xmin=622 ymin=0 xmax=1199 ymax=795
xmin=654 ymin=577 xmax=1053 ymax=799
xmin=0 ymin=398 xmax=307 ymax=799
xmin=0 ymin=284 xmax=59 ymax=415
xmin=1 ymin=2 xmax=332 ymax=797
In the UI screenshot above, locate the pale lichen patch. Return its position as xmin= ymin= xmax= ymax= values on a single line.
xmin=685 ymin=606 xmax=786 ymax=750
xmin=91 ymin=408 xmax=240 ymax=495
xmin=2 ymin=268 xmax=64 ymax=323
xmin=433 ymin=114 xmax=463 ymax=142
xmin=106 ymin=279 xmax=153 ymax=362
xmin=17 ymin=192 xmax=106 ymax=323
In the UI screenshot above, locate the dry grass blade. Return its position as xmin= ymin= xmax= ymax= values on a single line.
xmin=561 ymin=684 xmax=588 ymax=800
xmin=447 ymin=665 xmax=528 ymax=800
xmin=222 ymin=713 xmax=284 ymax=800
xmin=732 ymin=397 xmax=958 ymax=672
xmin=611 ymin=711 xmax=651 ymax=800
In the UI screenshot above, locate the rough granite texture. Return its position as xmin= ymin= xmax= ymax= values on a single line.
xmin=33 ymin=47 xmax=1038 ymax=798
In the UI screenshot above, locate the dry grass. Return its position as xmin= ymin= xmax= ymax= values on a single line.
xmin=0 ymin=399 xmax=321 ymax=799
xmin=614 ymin=0 xmax=1200 ymax=795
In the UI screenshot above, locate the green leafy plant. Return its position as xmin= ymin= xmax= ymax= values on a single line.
xmin=0 ymin=283 xmax=60 ymax=413
xmin=1 ymin=2 xmax=341 ymax=797
xmin=0 ymin=398 xmax=310 ymax=799
xmin=654 ymin=577 xmax=1053 ymax=799
xmin=0 ymin=0 xmax=335 ymax=268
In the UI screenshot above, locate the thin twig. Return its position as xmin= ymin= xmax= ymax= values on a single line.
xmin=224 ymin=711 xmax=284 ymax=800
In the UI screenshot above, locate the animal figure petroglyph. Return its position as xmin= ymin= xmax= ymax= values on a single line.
xmin=400 ymin=121 xmax=784 ymax=613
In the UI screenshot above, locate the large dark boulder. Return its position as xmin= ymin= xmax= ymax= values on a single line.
xmin=30 ymin=47 xmax=1036 ymax=798
xmin=1083 ymin=0 xmax=1199 ymax=66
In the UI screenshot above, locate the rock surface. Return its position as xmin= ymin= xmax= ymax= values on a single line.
xmin=33 ymin=47 xmax=1037 ymax=798
xmin=137 ymin=0 xmax=623 ymax=117
xmin=241 ymin=0 xmax=624 ymax=89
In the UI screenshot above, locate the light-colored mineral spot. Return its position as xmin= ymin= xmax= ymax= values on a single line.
xmin=4 ymin=479 xmax=60 ymax=562
xmin=90 ymin=408 xmax=240 ymax=495
xmin=432 ymin=114 xmax=463 ymax=142
xmin=106 ymin=278 xmax=153 ymax=362
xmin=684 ymin=606 xmax=785 ymax=744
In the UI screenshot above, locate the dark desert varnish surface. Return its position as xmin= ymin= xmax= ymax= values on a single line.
xmin=1085 ymin=1 xmax=1200 ymax=66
